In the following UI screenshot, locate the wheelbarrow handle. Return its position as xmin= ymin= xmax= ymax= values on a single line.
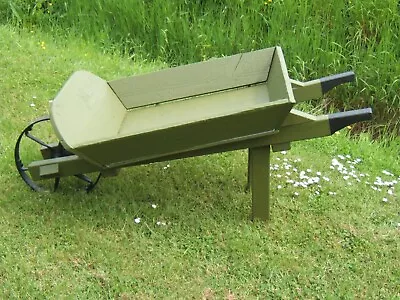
xmin=291 ymin=71 xmax=356 ymax=102
xmin=328 ymin=107 xmax=372 ymax=134
xmin=320 ymin=71 xmax=355 ymax=94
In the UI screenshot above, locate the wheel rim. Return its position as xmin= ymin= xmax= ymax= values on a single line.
xmin=14 ymin=116 xmax=55 ymax=191
xmin=14 ymin=116 xmax=101 ymax=192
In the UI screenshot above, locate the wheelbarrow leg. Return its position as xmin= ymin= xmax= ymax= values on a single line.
xmin=248 ymin=146 xmax=271 ymax=221
xmin=245 ymin=150 xmax=251 ymax=192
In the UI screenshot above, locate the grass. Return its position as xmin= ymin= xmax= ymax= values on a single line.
xmin=1 ymin=25 xmax=400 ymax=298
xmin=3 ymin=0 xmax=400 ymax=135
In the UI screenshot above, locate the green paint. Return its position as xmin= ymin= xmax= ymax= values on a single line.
xmin=249 ymin=146 xmax=271 ymax=221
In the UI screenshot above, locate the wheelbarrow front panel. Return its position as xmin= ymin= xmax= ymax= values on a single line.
xmin=50 ymin=70 xmax=126 ymax=163
xmin=74 ymin=99 xmax=294 ymax=168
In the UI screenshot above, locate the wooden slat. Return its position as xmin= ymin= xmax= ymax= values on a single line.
xmin=108 ymin=47 xmax=276 ymax=109
xmin=249 ymin=146 xmax=271 ymax=220
xmin=75 ymin=100 xmax=293 ymax=168
xmin=117 ymin=83 xmax=272 ymax=137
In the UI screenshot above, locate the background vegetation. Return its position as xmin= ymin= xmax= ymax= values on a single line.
xmin=2 ymin=0 xmax=400 ymax=136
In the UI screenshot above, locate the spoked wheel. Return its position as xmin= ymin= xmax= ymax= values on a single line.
xmin=14 ymin=116 xmax=101 ymax=192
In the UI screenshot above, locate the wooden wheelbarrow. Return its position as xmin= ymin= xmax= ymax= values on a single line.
xmin=15 ymin=46 xmax=372 ymax=220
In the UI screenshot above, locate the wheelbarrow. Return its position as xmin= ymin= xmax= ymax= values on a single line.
xmin=15 ymin=46 xmax=372 ymax=220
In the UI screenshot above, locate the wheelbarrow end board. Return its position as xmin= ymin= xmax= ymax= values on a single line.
xmin=267 ymin=46 xmax=296 ymax=104
xmin=50 ymin=70 xmax=126 ymax=166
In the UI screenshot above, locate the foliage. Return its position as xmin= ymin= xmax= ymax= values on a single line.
xmin=3 ymin=0 xmax=400 ymax=135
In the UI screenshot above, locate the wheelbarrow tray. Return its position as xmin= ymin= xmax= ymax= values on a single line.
xmin=51 ymin=47 xmax=295 ymax=168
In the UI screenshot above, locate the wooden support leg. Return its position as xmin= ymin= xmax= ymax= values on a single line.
xmin=248 ymin=146 xmax=271 ymax=221
xmin=245 ymin=149 xmax=251 ymax=192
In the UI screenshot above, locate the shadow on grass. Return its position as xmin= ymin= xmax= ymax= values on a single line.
xmin=5 ymin=152 xmax=254 ymax=232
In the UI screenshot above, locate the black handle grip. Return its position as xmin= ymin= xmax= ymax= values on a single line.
xmin=320 ymin=71 xmax=356 ymax=94
xmin=328 ymin=107 xmax=372 ymax=134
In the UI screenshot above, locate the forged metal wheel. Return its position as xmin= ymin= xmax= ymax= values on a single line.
xmin=14 ymin=116 xmax=101 ymax=192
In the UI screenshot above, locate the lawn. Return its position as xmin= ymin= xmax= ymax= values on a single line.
xmin=0 ymin=26 xmax=399 ymax=299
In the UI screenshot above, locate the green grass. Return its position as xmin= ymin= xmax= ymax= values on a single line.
xmin=3 ymin=0 xmax=400 ymax=135
xmin=1 ymin=25 xmax=400 ymax=298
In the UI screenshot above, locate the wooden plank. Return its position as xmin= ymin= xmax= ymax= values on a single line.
xmin=265 ymin=47 xmax=296 ymax=104
xmin=117 ymin=83 xmax=272 ymax=137
xmin=74 ymin=100 xmax=293 ymax=168
xmin=50 ymin=71 xmax=126 ymax=163
xmin=249 ymin=146 xmax=271 ymax=221
xmin=28 ymin=155 xmax=101 ymax=180
xmin=108 ymin=47 xmax=276 ymax=109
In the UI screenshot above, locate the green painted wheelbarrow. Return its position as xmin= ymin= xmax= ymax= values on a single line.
xmin=15 ymin=46 xmax=372 ymax=220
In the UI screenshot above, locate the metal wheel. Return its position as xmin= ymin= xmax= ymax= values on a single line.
xmin=14 ymin=116 xmax=101 ymax=192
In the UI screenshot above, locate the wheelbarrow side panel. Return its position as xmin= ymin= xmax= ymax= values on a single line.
xmin=109 ymin=47 xmax=276 ymax=109
xmin=76 ymin=100 xmax=294 ymax=168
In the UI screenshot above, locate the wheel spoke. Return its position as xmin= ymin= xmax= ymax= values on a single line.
xmin=25 ymin=132 xmax=53 ymax=149
xmin=54 ymin=177 xmax=60 ymax=191
xmin=86 ymin=173 xmax=102 ymax=193
xmin=74 ymin=174 xmax=93 ymax=184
